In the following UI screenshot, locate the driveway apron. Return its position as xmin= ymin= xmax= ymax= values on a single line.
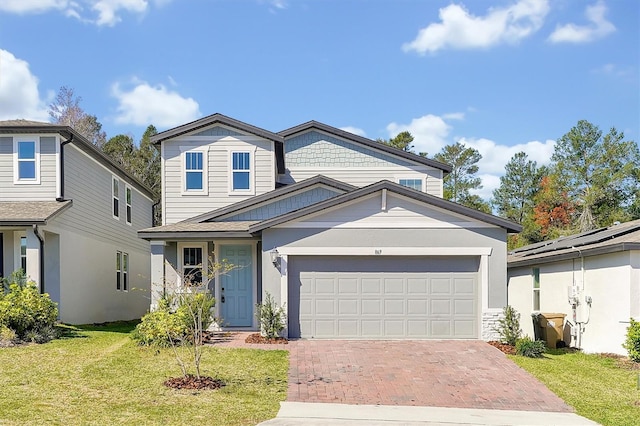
xmin=286 ymin=340 xmax=572 ymax=412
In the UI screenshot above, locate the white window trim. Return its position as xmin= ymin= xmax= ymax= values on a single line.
xmin=13 ymin=231 xmax=27 ymax=273
xmin=228 ymin=148 xmax=256 ymax=195
xmin=122 ymin=252 xmax=129 ymax=292
xmin=13 ymin=136 xmax=41 ymax=184
xmin=116 ymin=251 xmax=122 ymax=291
xmin=181 ymin=147 xmax=209 ymax=195
xmin=125 ymin=185 xmax=132 ymax=226
xmin=112 ymin=177 xmax=120 ymax=220
xmin=177 ymin=242 xmax=208 ymax=288
xmin=533 ymin=267 xmax=541 ymax=311
xmin=396 ymin=176 xmax=424 ymax=192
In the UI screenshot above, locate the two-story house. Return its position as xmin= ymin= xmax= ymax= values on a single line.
xmin=0 ymin=120 xmax=154 ymax=324
xmin=139 ymin=114 xmax=521 ymax=340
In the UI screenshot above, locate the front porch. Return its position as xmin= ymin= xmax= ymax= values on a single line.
xmin=149 ymin=238 xmax=262 ymax=331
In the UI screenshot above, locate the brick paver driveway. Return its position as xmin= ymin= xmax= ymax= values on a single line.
xmin=287 ymin=339 xmax=572 ymax=412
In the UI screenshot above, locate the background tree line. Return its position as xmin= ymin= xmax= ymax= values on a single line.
xmin=379 ymin=121 xmax=640 ymax=249
xmin=52 ymin=86 xmax=639 ymax=244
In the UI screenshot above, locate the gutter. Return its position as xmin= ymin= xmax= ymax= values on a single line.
xmin=56 ymin=134 xmax=73 ymax=201
xmin=32 ymin=225 xmax=45 ymax=294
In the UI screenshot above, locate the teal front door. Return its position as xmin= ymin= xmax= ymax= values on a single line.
xmin=220 ymin=245 xmax=253 ymax=327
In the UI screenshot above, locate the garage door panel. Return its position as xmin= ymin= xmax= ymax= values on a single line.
xmin=290 ymin=256 xmax=478 ymax=339
xmin=362 ymin=299 xmax=382 ymax=315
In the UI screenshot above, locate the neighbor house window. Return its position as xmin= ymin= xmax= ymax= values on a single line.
xmin=125 ymin=186 xmax=132 ymax=225
xmin=116 ymin=251 xmax=129 ymax=291
xmin=181 ymin=245 xmax=204 ymax=286
xmin=185 ymin=151 xmax=204 ymax=191
xmin=112 ymin=178 xmax=120 ymax=219
xmin=231 ymin=152 xmax=251 ymax=191
xmin=533 ymin=267 xmax=540 ymax=311
xmin=399 ymin=178 xmax=423 ymax=191
xmin=14 ymin=138 xmax=40 ymax=183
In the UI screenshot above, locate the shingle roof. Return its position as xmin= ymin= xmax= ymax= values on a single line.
xmin=0 ymin=200 xmax=72 ymax=225
xmin=138 ymin=221 xmax=259 ymax=239
xmin=508 ymin=219 xmax=640 ymax=267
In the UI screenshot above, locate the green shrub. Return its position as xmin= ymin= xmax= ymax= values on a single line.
xmin=23 ymin=325 xmax=59 ymax=344
xmin=132 ymin=293 xmax=215 ymax=347
xmin=622 ymin=318 xmax=640 ymax=362
xmin=495 ymin=305 xmax=522 ymax=346
xmin=255 ymin=292 xmax=286 ymax=339
xmin=516 ymin=337 xmax=547 ymax=358
xmin=0 ymin=325 xmax=17 ymax=346
xmin=0 ymin=279 xmax=58 ymax=339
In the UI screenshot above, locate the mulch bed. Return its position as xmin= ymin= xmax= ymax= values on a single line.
xmin=164 ymin=374 xmax=226 ymax=390
xmin=487 ymin=341 xmax=516 ymax=355
xmin=245 ymin=333 xmax=288 ymax=344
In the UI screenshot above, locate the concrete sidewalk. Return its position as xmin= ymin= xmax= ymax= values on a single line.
xmin=259 ymin=402 xmax=599 ymax=425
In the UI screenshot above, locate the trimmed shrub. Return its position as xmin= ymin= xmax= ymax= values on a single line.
xmin=622 ymin=318 xmax=640 ymax=362
xmin=495 ymin=305 xmax=522 ymax=346
xmin=255 ymin=292 xmax=286 ymax=339
xmin=516 ymin=337 xmax=547 ymax=358
xmin=0 ymin=278 xmax=58 ymax=339
xmin=132 ymin=293 xmax=215 ymax=347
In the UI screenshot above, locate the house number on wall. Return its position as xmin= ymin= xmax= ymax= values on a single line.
xmin=375 ymin=249 xmax=382 ymax=255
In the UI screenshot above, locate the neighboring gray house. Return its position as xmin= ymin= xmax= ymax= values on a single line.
xmin=140 ymin=113 xmax=521 ymax=339
xmin=0 ymin=120 xmax=155 ymax=324
xmin=508 ymin=220 xmax=640 ymax=355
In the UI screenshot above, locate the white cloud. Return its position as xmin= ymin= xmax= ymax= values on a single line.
xmin=111 ymin=79 xmax=200 ymax=128
xmin=340 ymin=126 xmax=367 ymax=137
xmin=548 ymin=1 xmax=615 ymax=43
xmin=0 ymin=0 xmax=171 ymax=26
xmin=0 ymin=49 xmax=49 ymax=121
xmin=459 ymin=136 xmax=556 ymax=200
xmin=386 ymin=113 xmax=462 ymax=155
xmin=403 ymin=0 xmax=549 ymax=54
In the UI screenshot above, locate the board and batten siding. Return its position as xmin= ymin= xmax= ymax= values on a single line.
xmin=282 ymin=131 xmax=443 ymax=197
xmin=0 ymin=135 xmax=58 ymax=201
xmin=163 ymin=135 xmax=276 ymax=224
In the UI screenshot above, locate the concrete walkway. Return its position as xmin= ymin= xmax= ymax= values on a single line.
xmin=260 ymin=402 xmax=599 ymax=425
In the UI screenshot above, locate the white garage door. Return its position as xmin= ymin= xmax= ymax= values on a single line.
xmin=288 ymin=256 xmax=479 ymax=339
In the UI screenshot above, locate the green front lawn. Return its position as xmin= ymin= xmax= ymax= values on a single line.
xmin=0 ymin=323 xmax=288 ymax=425
xmin=511 ymin=350 xmax=640 ymax=426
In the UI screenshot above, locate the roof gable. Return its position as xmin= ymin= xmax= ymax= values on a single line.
xmin=185 ymin=175 xmax=356 ymax=223
xmin=249 ymin=180 xmax=521 ymax=233
xmin=150 ymin=113 xmax=285 ymax=174
xmin=0 ymin=121 xmax=154 ymax=198
xmin=279 ymin=121 xmax=452 ymax=173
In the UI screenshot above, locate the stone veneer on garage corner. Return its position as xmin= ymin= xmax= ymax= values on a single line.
xmin=481 ymin=309 xmax=505 ymax=341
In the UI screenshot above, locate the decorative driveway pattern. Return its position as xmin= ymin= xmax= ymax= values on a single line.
xmin=287 ymin=340 xmax=573 ymax=412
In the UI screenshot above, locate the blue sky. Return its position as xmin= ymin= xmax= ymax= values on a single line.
xmin=0 ymin=0 xmax=638 ymax=200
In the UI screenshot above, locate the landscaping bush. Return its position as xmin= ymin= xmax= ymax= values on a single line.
xmin=0 ymin=325 xmax=17 ymax=346
xmin=132 ymin=293 xmax=215 ymax=347
xmin=495 ymin=305 xmax=522 ymax=346
xmin=516 ymin=336 xmax=547 ymax=358
xmin=622 ymin=318 xmax=640 ymax=362
xmin=255 ymin=292 xmax=286 ymax=339
xmin=0 ymin=274 xmax=58 ymax=341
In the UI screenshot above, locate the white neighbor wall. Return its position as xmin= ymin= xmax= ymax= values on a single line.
xmin=508 ymin=251 xmax=639 ymax=355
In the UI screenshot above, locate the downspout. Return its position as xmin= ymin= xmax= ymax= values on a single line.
xmin=32 ymin=225 xmax=45 ymax=294
xmin=56 ymin=134 xmax=74 ymax=201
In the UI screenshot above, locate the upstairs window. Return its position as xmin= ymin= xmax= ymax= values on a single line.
xmin=112 ymin=178 xmax=120 ymax=219
xmin=399 ymin=178 xmax=423 ymax=191
xmin=14 ymin=138 xmax=40 ymax=184
xmin=185 ymin=151 xmax=204 ymax=191
xmin=231 ymin=152 xmax=251 ymax=191
xmin=125 ymin=186 xmax=132 ymax=225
